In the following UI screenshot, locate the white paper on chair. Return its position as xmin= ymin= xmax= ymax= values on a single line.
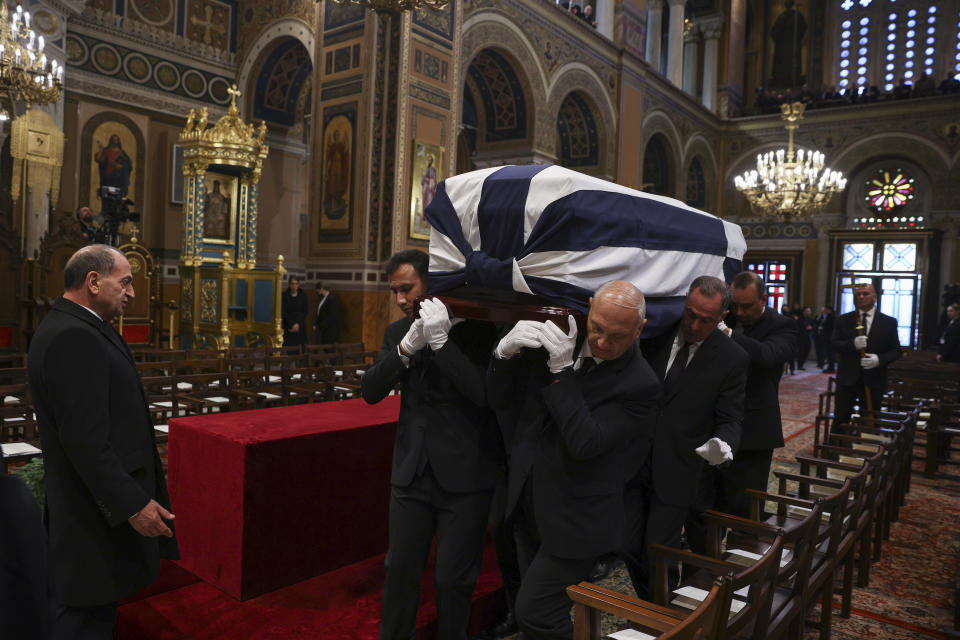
xmin=727 ymin=548 xmax=791 ymax=568
xmin=177 ymin=382 xmax=193 ymax=390
xmin=3 ymin=416 xmax=25 ymax=423
xmin=334 ymin=370 xmax=343 ymax=377
xmin=268 ymin=375 xmax=282 ymax=383
xmin=154 ymin=424 xmax=169 ymax=433
xmin=205 ymin=396 xmax=230 ymax=404
xmin=671 ymin=586 xmax=746 ymax=617
xmin=2 ymin=442 xmax=41 ymax=457
xmin=152 ymin=401 xmax=174 ymax=408
xmin=258 ymin=392 xmax=282 ymax=400
xmin=4 ymin=395 xmax=21 ymax=405
xmin=608 ymin=629 xmax=656 ymax=640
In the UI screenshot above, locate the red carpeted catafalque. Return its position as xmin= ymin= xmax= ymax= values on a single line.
xmin=115 ymin=395 xmax=504 ymax=639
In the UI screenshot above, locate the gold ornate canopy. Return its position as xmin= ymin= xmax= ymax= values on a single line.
xmin=10 ymin=108 xmax=63 ymax=205
xmin=177 ymin=84 xmax=269 ymax=269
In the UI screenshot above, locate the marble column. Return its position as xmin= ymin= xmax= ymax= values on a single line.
xmin=700 ymin=17 xmax=724 ymax=112
xmin=645 ymin=0 xmax=664 ymax=69
xmin=666 ymin=0 xmax=685 ymax=87
xmin=936 ymin=217 xmax=958 ymax=296
xmin=812 ymin=214 xmax=845 ymax=307
xmin=595 ymin=0 xmax=614 ymax=40
xmin=682 ymin=23 xmax=698 ymax=96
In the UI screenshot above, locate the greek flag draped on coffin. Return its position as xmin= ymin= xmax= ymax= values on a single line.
xmin=424 ymin=164 xmax=747 ymax=335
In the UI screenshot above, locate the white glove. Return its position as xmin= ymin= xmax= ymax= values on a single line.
xmin=538 ymin=319 xmax=577 ymax=374
xmin=717 ymin=320 xmax=732 ymax=337
xmin=696 ymin=437 xmax=733 ymax=466
xmin=399 ymin=318 xmax=427 ymax=356
xmin=419 ymin=298 xmax=453 ymax=351
xmin=495 ymin=320 xmax=544 ymax=359
xmin=860 ymin=353 xmax=880 ymax=369
xmin=854 ymin=335 xmax=868 ymax=350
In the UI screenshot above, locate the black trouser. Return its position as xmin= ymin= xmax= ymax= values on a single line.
xmin=621 ymin=464 xmax=687 ymax=601
xmin=489 ymin=467 xmax=521 ymax=619
xmin=833 ymin=380 xmax=883 ymax=433
xmin=54 ymin=602 xmax=116 ymax=640
xmin=513 ymin=480 xmax=596 ymax=640
xmin=686 ymin=449 xmax=774 ymax=554
xmin=379 ymin=465 xmax=492 ymax=640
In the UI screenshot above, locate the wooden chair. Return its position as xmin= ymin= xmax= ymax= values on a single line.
xmin=651 ymin=530 xmax=785 ymax=639
xmin=280 ymin=366 xmax=331 ymax=404
xmin=568 ymin=576 xmax=733 ymax=640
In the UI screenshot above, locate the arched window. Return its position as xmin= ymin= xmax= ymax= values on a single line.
xmin=686 ymin=157 xmax=706 ymax=208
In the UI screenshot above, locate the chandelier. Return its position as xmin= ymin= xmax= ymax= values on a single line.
xmin=329 ymin=0 xmax=450 ymax=13
xmin=0 ymin=2 xmax=62 ymax=113
xmin=734 ymin=102 xmax=846 ymax=222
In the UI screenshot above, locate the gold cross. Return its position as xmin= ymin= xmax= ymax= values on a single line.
xmin=227 ymin=84 xmax=241 ymax=107
xmin=190 ymin=4 xmax=227 ymax=46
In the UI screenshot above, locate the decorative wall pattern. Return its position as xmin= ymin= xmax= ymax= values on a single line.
xmin=238 ymin=0 xmax=316 ymax=65
xmin=323 ymin=2 xmax=365 ymax=31
xmin=253 ymin=38 xmax=312 ymax=127
xmin=467 ymin=49 xmax=527 ymax=143
xmin=412 ymin=5 xmax=454 ymax=40
xmin=741 ymin=223 xmax=816 ymax=239
xmin=557 ymin=92 xmax=599 ymax=168
xmin=66 ymin=33 xmax=234 ymax=106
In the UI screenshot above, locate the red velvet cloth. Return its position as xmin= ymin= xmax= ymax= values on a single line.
xmin=121 ymin=323 xmax=151 ymax=344
xmin=168 ymin=396 xmax=400 ymax=600
xmin=0 ymin=326 xmax=11 ymax=347
xmin=116 ymin=542 xmax=504 ymax=639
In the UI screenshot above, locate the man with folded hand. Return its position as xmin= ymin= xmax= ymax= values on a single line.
xmin=487 ymin=280 xmax=661 ymax=639
xmin=623 ymin=275 xmax=748 ymax=600
xmin=361 ymin=249 xmax=500 ymax=640
xmin=830 ymin=282 xmax=901 ymax=431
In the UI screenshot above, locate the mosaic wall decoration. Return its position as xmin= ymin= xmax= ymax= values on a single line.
xmin=319 ymin=102 xmax=357 ymax=242
xmin=254 ymin=39 xmax=312 ymax=127
xmin=557 ymin=92 xmax=598 ymax=168
xmin=238 ymin=0 xmax=315 ymax=64
xmin=66 ymin=33 xmax=234 ymax=106
xmin=466 ymin=49 xmax=527 ymax=143
xmin=324 ymin=2 xmax=365 ymax=31
xmin=740 ymin=223 xmax=816 ymax=239
xmin=93 ymin=0 xmax=239 ymax=52
xmin=413 ymin=4 xmax=454 ymax=40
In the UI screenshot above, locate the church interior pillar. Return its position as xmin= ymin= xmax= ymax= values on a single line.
xmin=700 ymin=17 xmax=724 ymax=112
xmin=595 ymin=0 xmax=615 ymax=40
xmin=645 ymin=0 xmax=664 ymax=69
xmin=681 ymin=23 xmax=699 ymax=96
xmin=718 ymin=0 xmax=747 ymax=117
xmin=666 ymin=0 xmax=685 ymax=86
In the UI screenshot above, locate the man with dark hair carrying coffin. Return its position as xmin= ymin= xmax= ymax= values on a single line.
xmin=361 ymin=249 xmax=500 ymax=640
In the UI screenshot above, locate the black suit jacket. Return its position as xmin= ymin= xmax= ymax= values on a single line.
xmin=27 ymin=297 xmax=177 ymax=607
xmin=641 ymin=326 xmax=748 ymax=507
xmin=361 ymin=317 xmax=500 ymax=493
xmin=830 ymin=309 xmax=901 ymax=388
xmin=488 ymin=342 xmax=661 ymax=559
xmin=314 ymin=293 xmax=340 ymax=344
xmin=729 ymin=308 xmax=798 ymax=450
xmin=938 ymin=319 xmax=960 ymax=362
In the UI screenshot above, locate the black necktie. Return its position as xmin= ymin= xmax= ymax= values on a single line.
xmin=578 ymin=358 xmax=596 ymax=376
xmin=860 ymin=312 xmax=868 ymax=334
xmin=663 ymin=342 xmax=689 ymax=392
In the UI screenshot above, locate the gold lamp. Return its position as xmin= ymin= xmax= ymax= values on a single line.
xmin=734 ymin=102 xmax=847 ymax=222
xmin=0 ymin=2 xmax=62 ymax=114
xmin=329 ymin=0 xmax=450 ymax=13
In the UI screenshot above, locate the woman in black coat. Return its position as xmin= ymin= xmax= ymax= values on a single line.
xmin=281 ymin=276 xmax=308 ymax=348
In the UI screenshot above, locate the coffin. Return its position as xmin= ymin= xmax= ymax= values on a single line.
xmin=424 ymin=165 xmax=746 ymax=336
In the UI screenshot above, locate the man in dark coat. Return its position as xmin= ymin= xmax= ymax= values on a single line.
xmin=361 ymin=250 xmax=500 ymax=640
xmin=624 ymin=275 xmax=748 ymax=599
xmin=831 ymin=283 xmax=902 ymax=430
xmin=27 ymin=245 xmax=178 ymax=639
xmin=314 ymin=282 xmax=340 ymax=345
xmin=487 ymin=281 xmax=661 ymax=639
xmin=937 ymin=303 xmax=960 ymax=363
xmin=687 ymin=271 xmax=797 ymax=546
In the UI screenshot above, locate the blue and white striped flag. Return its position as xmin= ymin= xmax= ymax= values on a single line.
xmin=425 ymin=164 xmax=746 ymax=335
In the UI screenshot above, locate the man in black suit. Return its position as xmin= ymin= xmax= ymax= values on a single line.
xmin=687 ymin=271 xmax=797 ymax=546
xmin=623 ymin=275 xmax=748 ymax=599
xmin=314 ymin=282 xmax=340 ymax=345
xmin=27 ymin=245 xmax=178 ymax=639
xmin=937 ymin=303 xmax=960 ymax=363
xmin=487 ymin=281 xmax=660 ymax=639
xmin=831 ymin=283 xmax=901 ymax=430
xmin=361 ymin=250 xmax=500 ymax=640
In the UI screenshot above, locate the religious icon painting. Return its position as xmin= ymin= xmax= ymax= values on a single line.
xmin=88 ymin=120 xmax=137 ymax=217
xmin=319 ymin=104 xmax=355 ymax=240
xmin=201 ymin=171 xmax=238 ymax=244
xmin=409 ymin=140 xmax=444 ymax=242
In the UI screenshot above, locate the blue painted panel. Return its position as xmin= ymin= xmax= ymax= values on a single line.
xmin=234 ymin=278 xmax=248 ymax=307
xmin=253 ymin=279 xmax=274 ymax=323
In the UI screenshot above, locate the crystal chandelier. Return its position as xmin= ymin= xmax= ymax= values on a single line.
xmin=329 ymin=0 xmax=450 ymax=13
xmin=0 ymin=2 xmax=63 ymax=115
xmin=734 ymin=102 xmax=846 ymax=222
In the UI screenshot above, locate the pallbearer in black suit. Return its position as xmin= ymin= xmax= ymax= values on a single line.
xmin=623 ymin=276 xmax=748 ymax=600
xmin=313 ymin=282 xmax=340 ymax=345
xmin=937 ymin=303 xmax=960 ymax=363
xmin=830 ymin=283 xmax=901 ymax=430
xmin=28 ymin=245 xmax=178 ymax=639
xmin=361 ymin=250 xmax=500 ymax=640
xmin=488 ymin=281 xmax=661 ymax=640
xmin=686 ymin=271 xmax=797 ymax=551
